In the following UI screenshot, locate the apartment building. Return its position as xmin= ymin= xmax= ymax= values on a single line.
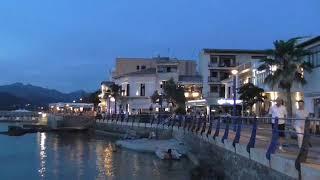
xmin=299 ymin=36 xmax=320 ymax=118
xmin=199 ymin=49 xmax=269 ymax=113
xmin=101 ymin=57 xmax=202 ymax=114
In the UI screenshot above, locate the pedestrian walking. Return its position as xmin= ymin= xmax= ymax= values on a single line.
xmin=268 ymin=97 xmax=287 ymax=152
xmin=294 ymin=100 xmax=309 ymax=148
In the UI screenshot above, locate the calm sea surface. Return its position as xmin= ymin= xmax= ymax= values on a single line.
xmin=0 ymin=123 xmax=194 ymax=180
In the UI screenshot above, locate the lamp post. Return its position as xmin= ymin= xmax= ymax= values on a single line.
xmin=231 ymin=69 xmax=238 ymax=116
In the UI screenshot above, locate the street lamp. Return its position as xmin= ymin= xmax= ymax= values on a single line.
xmin=231 ymin=69 xmax=238 ymax=116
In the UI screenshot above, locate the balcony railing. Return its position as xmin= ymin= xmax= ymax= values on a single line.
xmin=208 ymin=62 xmax=237 ymax=68
xmin=238 ymin=62 xmax=252 ymax=73
xmin=208 ymin=76 xmax=230 ymax=82
xmin=179 ymin=75 xmax=202 ymax=83
xmin=208 ymin=76 xmax=219 ymax=82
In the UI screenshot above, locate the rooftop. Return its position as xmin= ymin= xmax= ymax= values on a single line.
xmin=116 ymin=56 xmax=194 ymax=62
xmin=113 ymin=68 xmax=156 ymax=78
xmin=203 ymin=48 xmax=271 ymax=55
xmin=297 ymin=36 xmax=320 ymax=48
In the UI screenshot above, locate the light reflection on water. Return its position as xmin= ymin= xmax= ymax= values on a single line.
xmin=0 ymin=123 xmax=194 ymax=180
xmin=38 ymin=132 xmax=46 ymax=177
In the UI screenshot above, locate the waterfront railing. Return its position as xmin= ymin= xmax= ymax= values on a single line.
xmin=96 ymin=113 xmax=320 ymax=173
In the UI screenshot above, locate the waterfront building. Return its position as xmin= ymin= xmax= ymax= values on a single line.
xmin=299 ymin=36 xmax=320 ymax=117
xmin=99 ymin=57 xmax=203 ymax=114
xmin=98 ymin=81 xmax=115 ymax=113
xmin=199 ymin=49 xmax=270 ymax=113
xmin=49 ymin=102 xmax=94 ymax=114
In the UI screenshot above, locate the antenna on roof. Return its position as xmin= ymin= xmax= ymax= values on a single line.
xmin=107 ymin=68 xmax=112 ymax=81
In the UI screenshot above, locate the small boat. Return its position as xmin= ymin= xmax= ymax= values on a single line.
xmin=155 ymin=148 xmax=181 ymax=160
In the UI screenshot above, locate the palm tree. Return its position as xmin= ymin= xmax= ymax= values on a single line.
xmin=258 ymin=37 xmax=313 ymax=117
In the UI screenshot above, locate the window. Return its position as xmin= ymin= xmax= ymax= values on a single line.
xmin=309 ymin=51 xmax=320 ymax=67
xmin=219 ymin=55 xmax=236 ymax=67
xmin=136 ymin=66 xmax=140 ymax=70
xmin=210 ymin=56 xmax=218 ymax=64
xmin=126 ymin=84 xmax=130 ymax=96
xmin=140 ymin=84 xmax=145 ymax=96
xmin=141 ymin=65 xmax=146 ymax=70
xmin=251 ymin=56 xmax=267 ymax=60
xmin=210 ymin=85 xmax=218 ymax=93
xmin=167 ymin=67 xmax=171 ymax=72
xmin=220 ymin=72 xmax=230 ymax=80
xmin=210 ymin=71 xmax=218 ymax=77
xmin=219 ymin=85 xmax=225 ymax=97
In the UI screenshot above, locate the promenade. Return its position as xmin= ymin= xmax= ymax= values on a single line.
xmin=96 ymin=114 xmax=320 ymax=179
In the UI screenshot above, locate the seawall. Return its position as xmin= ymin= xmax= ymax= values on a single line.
xmin=96 ymin=121 xmax=319 ymax=180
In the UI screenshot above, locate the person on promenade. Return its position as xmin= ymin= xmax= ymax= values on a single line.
xmin=294 ymin=100 xmax=309 ymax=148
xmin=268 ymin=97 xmax=287 ymax=152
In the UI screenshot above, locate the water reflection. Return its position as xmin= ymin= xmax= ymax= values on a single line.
xmin=38 ymin=132 xmax=46 ymax=177
xmin=0 ymin=126 xmax=194 ymax=180
xmin=103 ymin=144 xmax=114 ymax=177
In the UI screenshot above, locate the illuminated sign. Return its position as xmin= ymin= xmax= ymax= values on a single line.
xmin=217 ymin=99 xmax=242 ymax=105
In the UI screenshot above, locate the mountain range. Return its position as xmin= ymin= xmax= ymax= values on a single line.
xmin=0 ymin=83 xmax=89 ymax=110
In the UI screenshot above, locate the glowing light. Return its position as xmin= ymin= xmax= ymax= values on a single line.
xmin=271 ymin=65 xmax=277 ymax=72
xmin=231 ymin=69 xmax=238 ymax=75
xmin=73 ymin=100 xmax=76 ymax=103
xmin=295 ymin=92 xmax=303 ymax=109
xmin=184 ymin=92 xmax=189 ymax=98
xmin=136 ymin=90 xmax=139 ymax=96
xmin=110 ymin=97 xmax=115 ymax=102
xmin=192 ymin=92 xmax=200 ymax=97
xmin=38 ymin=133 xmax=46 ymax=177
xmin=217 ymin=99 xmax=242 ymax=105
xmin=42 ymin=113 xmax=47 ymax=118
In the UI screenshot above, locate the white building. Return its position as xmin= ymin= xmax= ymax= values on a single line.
xmin=100 ymin=57 xmax=203 ymax=114
xmin=199 ymin=49 xmax=270 ymax=113
xmin=299 ymin=36 xmax=320 ymax=117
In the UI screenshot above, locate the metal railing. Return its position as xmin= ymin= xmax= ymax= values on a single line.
xmin=96 ymin=114 xmax=320 ymax=175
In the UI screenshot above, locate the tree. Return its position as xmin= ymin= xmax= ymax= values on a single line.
xmin=258 ymin=37 xmax=313 ymax=117
xmin=110 ymin=84 xmax=121 ymax=114
xmin=83 ymin=90 xmax=101 ymax=108
xmin=163 ymin=78 xmax=186 ymax=114
xmin=238 ymin=82 xmax=265 ymax=115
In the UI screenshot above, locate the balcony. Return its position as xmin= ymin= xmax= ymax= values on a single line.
xmin=208 ymin=62 xmax=238 ymax=68
xmin=208 ymin=76 xmax=219 ymax=83
xmin=179 ymin=75 xmax=202 ymax=83
xmin=208 ymin=75 xmax=230 ymax=83
xmin=238 ymin=62 xmax=252 ymax=73
xmin=207 ymin=92 xmax=225 ymax=98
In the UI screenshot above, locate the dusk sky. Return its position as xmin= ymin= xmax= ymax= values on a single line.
xmin=0 ymin=0 xmax=319 ymax=92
